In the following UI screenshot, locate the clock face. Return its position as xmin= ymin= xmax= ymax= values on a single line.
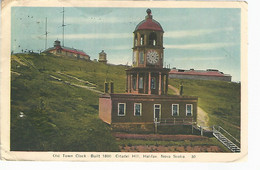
xmin=147 ymin=50 xmax=159 ymax=64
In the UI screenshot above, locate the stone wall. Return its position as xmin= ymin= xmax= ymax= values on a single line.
xmin=111 ymin=123 xmax=155 ymax=133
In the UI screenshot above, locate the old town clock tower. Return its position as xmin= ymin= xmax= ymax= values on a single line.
xmin=99 ymin=8 xmax=198 ymax=131
xmin=126 ymin=9 xmax=170 ymax=95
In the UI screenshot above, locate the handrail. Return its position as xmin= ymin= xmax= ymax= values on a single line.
xmin=158 ymin=118 xmax=193 ymax=121
xmin=213 ymin=125 xmax=240 ymax=144
xmin=154 ymin=118 xmax=195 ymax=125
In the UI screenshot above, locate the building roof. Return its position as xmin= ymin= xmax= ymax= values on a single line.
xmin=44 ymin=46 xmax=89 ymax=56
xmin=169 ymin=69 xmax=231 ymax=77
xmin=99 ymin=50 xmax=106 ymax=55
xmin=134 ymin=9 xmax=164 ymax=32
xmin=62 ymin=47 xmax=89 ymax=56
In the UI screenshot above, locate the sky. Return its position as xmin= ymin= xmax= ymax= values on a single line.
xmin=11 ymin=7 xmax=241 ymax=81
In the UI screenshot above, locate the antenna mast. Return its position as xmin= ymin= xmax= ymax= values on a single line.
xmin=61 ymin=7 xmax=66 ymax=47
xmin=44 ymin=17 xmax=49 ymax=50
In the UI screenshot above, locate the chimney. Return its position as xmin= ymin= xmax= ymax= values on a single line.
xmin=104 ymin=81 xmax=109 ymax=93
xmin=109 ymin=81 xmax=114 ymax=94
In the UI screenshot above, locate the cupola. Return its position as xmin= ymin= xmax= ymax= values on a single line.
xmin=134 ymin=9 xmax=164 ymax=32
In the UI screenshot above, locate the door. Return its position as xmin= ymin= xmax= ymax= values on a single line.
xmin=154 ymin=104 xmax=161 ymax=122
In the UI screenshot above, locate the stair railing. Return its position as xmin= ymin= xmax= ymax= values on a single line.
xmin=213 ymin=125 xmax=240 ymax=147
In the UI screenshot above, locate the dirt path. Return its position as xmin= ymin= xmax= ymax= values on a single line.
xmin=50 ymin=74 xmax=103 ymax=94
xmin=168 ymin=84 xmax=179 ymax=95
xmin=168 ymin=85 xmax=209 ymax=128
xmin=57 ymin=72 xmax=97 ymax=87
xmin=197 ymin=107 xmax=209 ymax=128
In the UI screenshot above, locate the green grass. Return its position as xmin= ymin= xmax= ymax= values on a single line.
xmin=168 ymin=79 xmax=241 ymax=140
xmin=11 ymin=53 xmax=241 ymax=151
xmin=11 ymin=53 xmax=122 ymax=151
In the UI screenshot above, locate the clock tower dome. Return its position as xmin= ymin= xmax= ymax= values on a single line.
xmin=132 ymin=9 xmax=164 ymax=68
xmin=126 ymin=9 xmax=170 ymax=95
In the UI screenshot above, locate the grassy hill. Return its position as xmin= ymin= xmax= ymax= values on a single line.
xmin=11 ymin=53 xmax=127 ymax=151
xmin=168 ymin=79 xmax=241 ymax=140
xmin=11 ymin=53 xmax=241 ymax=151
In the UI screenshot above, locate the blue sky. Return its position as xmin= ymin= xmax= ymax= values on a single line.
xmin=11 ymin=7 xmax=241 ymax=81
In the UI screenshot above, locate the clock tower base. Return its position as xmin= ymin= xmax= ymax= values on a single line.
xmin=125 ymin=67 xmax=170 ymax=95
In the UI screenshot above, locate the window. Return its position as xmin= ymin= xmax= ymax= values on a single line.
xmin=134 ymin=103 xmax=142 ymax=116
xmin=151 ymin=77 xmax=156 ymax=89
xmin=118 ymin=103 xmax=126 ymax=116
xmin=172 ymin=104 xmax=179 ymax=116
xmin=149 ymin=32 xmax=157 ymax=46
xmin=134 ymin=34 xmax=138 ymax=46
xmin=139 ymin=77 xmax=143 ymax=89
xmin=186 ymin=104 xmax=193 ymax=116
xmin=140 ymin=35 xmax=144 ymax=45
xmin=132 ymin=51 xmax=137 ymax=65
xmin=154 ymin=104 xmax=161 ymax=122
xmin=161 ymin=77 xmax=164 ymax=93
xmin=139 ymin=52 xmax=144 ymax=64
xmin=132 ymin=77 xmax=136 ymax=90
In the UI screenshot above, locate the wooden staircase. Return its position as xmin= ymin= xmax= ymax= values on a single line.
xmin=192 ymin=125 xmax=240 ymax=152
xmin=154 ymin=119 xmax=241 ymax=152
xmin=212 ymin=126 xmax=240 ymax=153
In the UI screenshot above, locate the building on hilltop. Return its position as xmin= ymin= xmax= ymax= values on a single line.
xmin=169 ymin=68 xmax=232 ymax=82
xmin=43 ymin=40 xmax=90 ymax=61
xmin=99 ymin=9 xmax=198 ymax=133
xmin=98 ymin=50 xmax=107 ymax=64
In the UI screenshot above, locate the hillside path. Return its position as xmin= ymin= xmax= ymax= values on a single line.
xmin=50 ymin=74 xmax=103 ymax=94
xmin=168 ymin=85 xmax=209 ymax=128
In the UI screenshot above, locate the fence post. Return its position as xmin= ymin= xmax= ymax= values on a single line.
xmin=200 ymin=127 xmax=203 ymax=136
xmin=155 ymin=118 xmax=158 ymax=134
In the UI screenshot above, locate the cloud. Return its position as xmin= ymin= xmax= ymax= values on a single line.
xmin=48 ymin=33 xmax=132 ymax=39
xmin=174 ymin=56 xmax=225 ymax=61
xmin=108 ymin=54 xmax=132 ymax=65
xmin=108 ymin=45 xmax=131 ymax=50
xmin=165 ymin=27 xmax=234 ymax=38
xmin=51 ymin=17 xmax=138 ymax=24
xmin=164 ymin=42 xmax=236 ymax=50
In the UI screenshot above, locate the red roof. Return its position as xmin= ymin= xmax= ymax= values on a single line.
xmin=53 ymin=46 xmax=88 ymax=56
xmin=135 ymin=9 xmax=163 ymax=32
xmin=169 ymin=69 xmax=227 ymax=77
xmin=61 ymin=48 xmax=88 ymax=56
xmin=135 ymin=18 xmax=163 ymax=32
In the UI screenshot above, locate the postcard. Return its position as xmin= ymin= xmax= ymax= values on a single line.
xmin=0 ymin=0 xmax=248 ymax=161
